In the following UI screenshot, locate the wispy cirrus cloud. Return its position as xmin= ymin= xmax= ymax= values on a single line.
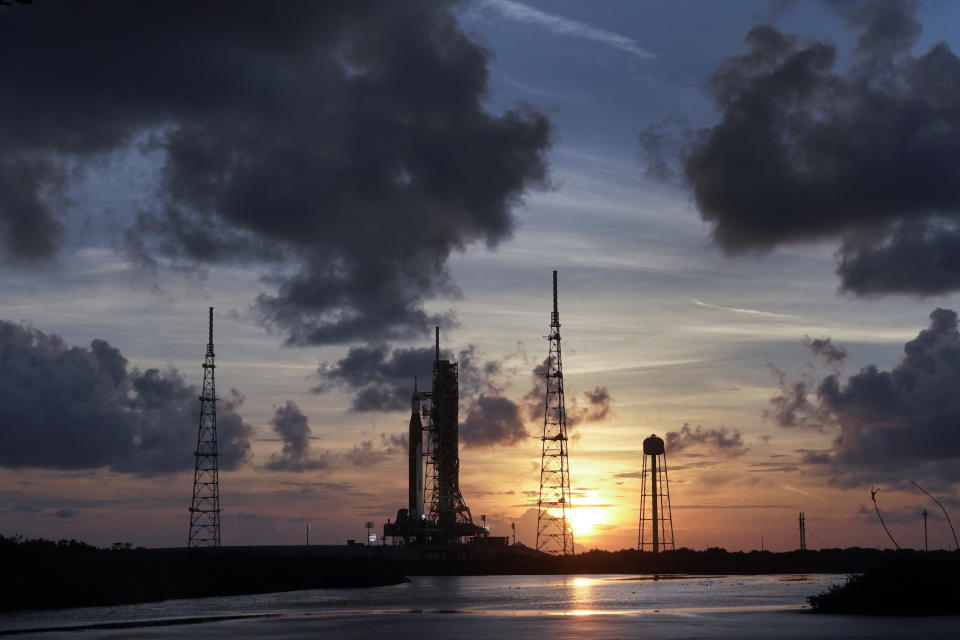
xmin=783 ymin=484 xmax=827 ymax=502
xmin=480 ymin=0 xmax=657 ymax=60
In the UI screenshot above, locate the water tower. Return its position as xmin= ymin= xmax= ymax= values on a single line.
xmin=637 ymin=434 xmax=675 ymax=553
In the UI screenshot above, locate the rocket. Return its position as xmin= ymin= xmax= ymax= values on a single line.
xmin=408 ymin=386 xmax=424 ymax=521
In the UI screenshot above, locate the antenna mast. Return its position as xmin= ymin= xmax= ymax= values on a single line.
xmin=188 ymin=307 xmax=221 ymax=547
xmin=799 ymin=512 xmax=807 ymax=551
xmin=537 ymin=270 xmax=575 ymax=555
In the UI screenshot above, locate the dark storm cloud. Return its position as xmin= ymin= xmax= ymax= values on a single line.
xmin=665 ymin=423 xmax=749 ymax=457
xmin=837 ymin=224 xmax=960 ymax=296
xmin=768 ymin=309 xmax=960 ymax=485
xmin=0 ymin=0 xmax=551 ymax=344
xmin=0 ymin=320 xmax=252 ymax=474
xmin=648 ymin=0 xmax=960 ymax=295
xmin=318 ymin=344 xmax=457 ymax=412
xmin=460 ymin=395 xmax=528 ymax=448
xmin=264 ymin=401 xmax=332 ymax=472
xmin=0 ymin=157 xmax=66 ymax=263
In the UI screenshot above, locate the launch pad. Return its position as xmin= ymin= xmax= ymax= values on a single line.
xmin=384 ymin=328 xmax=487 ymax=545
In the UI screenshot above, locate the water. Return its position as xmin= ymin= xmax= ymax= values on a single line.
xmin=2 ymin=574 xmax=958 ymax=638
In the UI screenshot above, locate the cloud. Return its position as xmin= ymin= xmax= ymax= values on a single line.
xmin=380 ymin=433 xmax=409 ymax=453
xmin=317 ymin=344 xmax=435 ymax=412
xmin=769 ymin=308 xmax=960 ymax=486
xmin=797 ymin=449 xmax=832 ymax=465
xmin=523 ymin=358 xmax=614 ymax=428
xmin=767 ymin=336 xmax=846 ymax=427
xmin=664 ymin=423 xmax=749 ymax=457
xmin=782 ymin=484 xmax=826 ymax=501
xmin=0 ymin=157 xmax=67 ymax=264
xmin=479 ymin=0 xmax=657 ymax=59
xmin=318 ymin=343 xmax=505 ymax=412
xmin=765 ymin=364 xmax=832 ymax=431
xmin=0 ymin=0 xmax=552 ymax=345
xmin=671 ymin=503 xmax=796 ymax=510
xmin=747 ymin=462 xmax=798 ymax=473
xmin=0 ymin=320 xmax=252 ymax=474
xmin=613 ymin=460 xmax=719 ymax=479
xmin=647 ymin=0 xmax=960 ymax=295
xmin=581 ymin=386 xmax=614 ymax=423
xmin=342 ymin=439 xmax=396 ymax=467
xmin=803 ymin=335 xmax=847 ymax=367
xmin=263 ymin=402 xmax=405 ymax=470
xmin=264 ymin=401 xmax=332 ymax=472
xmin=461 ymin=394 xmax=529 ymax=448
xmin=5 ymin=504 xmax=42 ymax=516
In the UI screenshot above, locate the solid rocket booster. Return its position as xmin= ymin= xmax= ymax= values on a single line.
xmin=408 ymin=392 xmax=423 ymax=519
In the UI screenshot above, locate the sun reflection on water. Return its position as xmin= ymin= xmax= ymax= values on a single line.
xmin=568 ymin=575 xmax=598 ymax=610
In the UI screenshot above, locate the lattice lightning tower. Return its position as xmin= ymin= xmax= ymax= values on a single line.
xmin=537 ymin=270 xmax=575 ymax=555
xmin=188 ymin=307 xmax=221 ymax=548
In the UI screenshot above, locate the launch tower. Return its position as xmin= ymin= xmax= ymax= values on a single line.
xmin=385 ymin=328 xmax=482 ymax=543
xmin=424 ymin=328 xmax=477 ymax=539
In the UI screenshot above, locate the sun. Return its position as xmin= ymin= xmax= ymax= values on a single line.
xmin=571 ymin=493 xmax=612 ymax=538
xmin=572 ymin=506 xmax=609 ymax=537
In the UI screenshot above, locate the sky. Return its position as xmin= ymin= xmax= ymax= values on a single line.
xmin=4 ymin=0 xmax=960 ymax=552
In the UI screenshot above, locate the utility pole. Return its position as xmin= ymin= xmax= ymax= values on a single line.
xmin=537 ymin=271 xmax=574 ymax=555
xmin=923 ymin=509 xmax=929 ymax=551
xmin=188 ymin=307 xmax=221 ymax=548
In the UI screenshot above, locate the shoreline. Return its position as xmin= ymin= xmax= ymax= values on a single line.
xmin=6 ymin=535 xmax=956 ymax=612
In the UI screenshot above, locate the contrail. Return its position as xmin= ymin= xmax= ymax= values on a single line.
xmin=480 ymin=0 xmax=657 ymax=60
xmin=689 ymin=298 xmax=800 ymax=319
